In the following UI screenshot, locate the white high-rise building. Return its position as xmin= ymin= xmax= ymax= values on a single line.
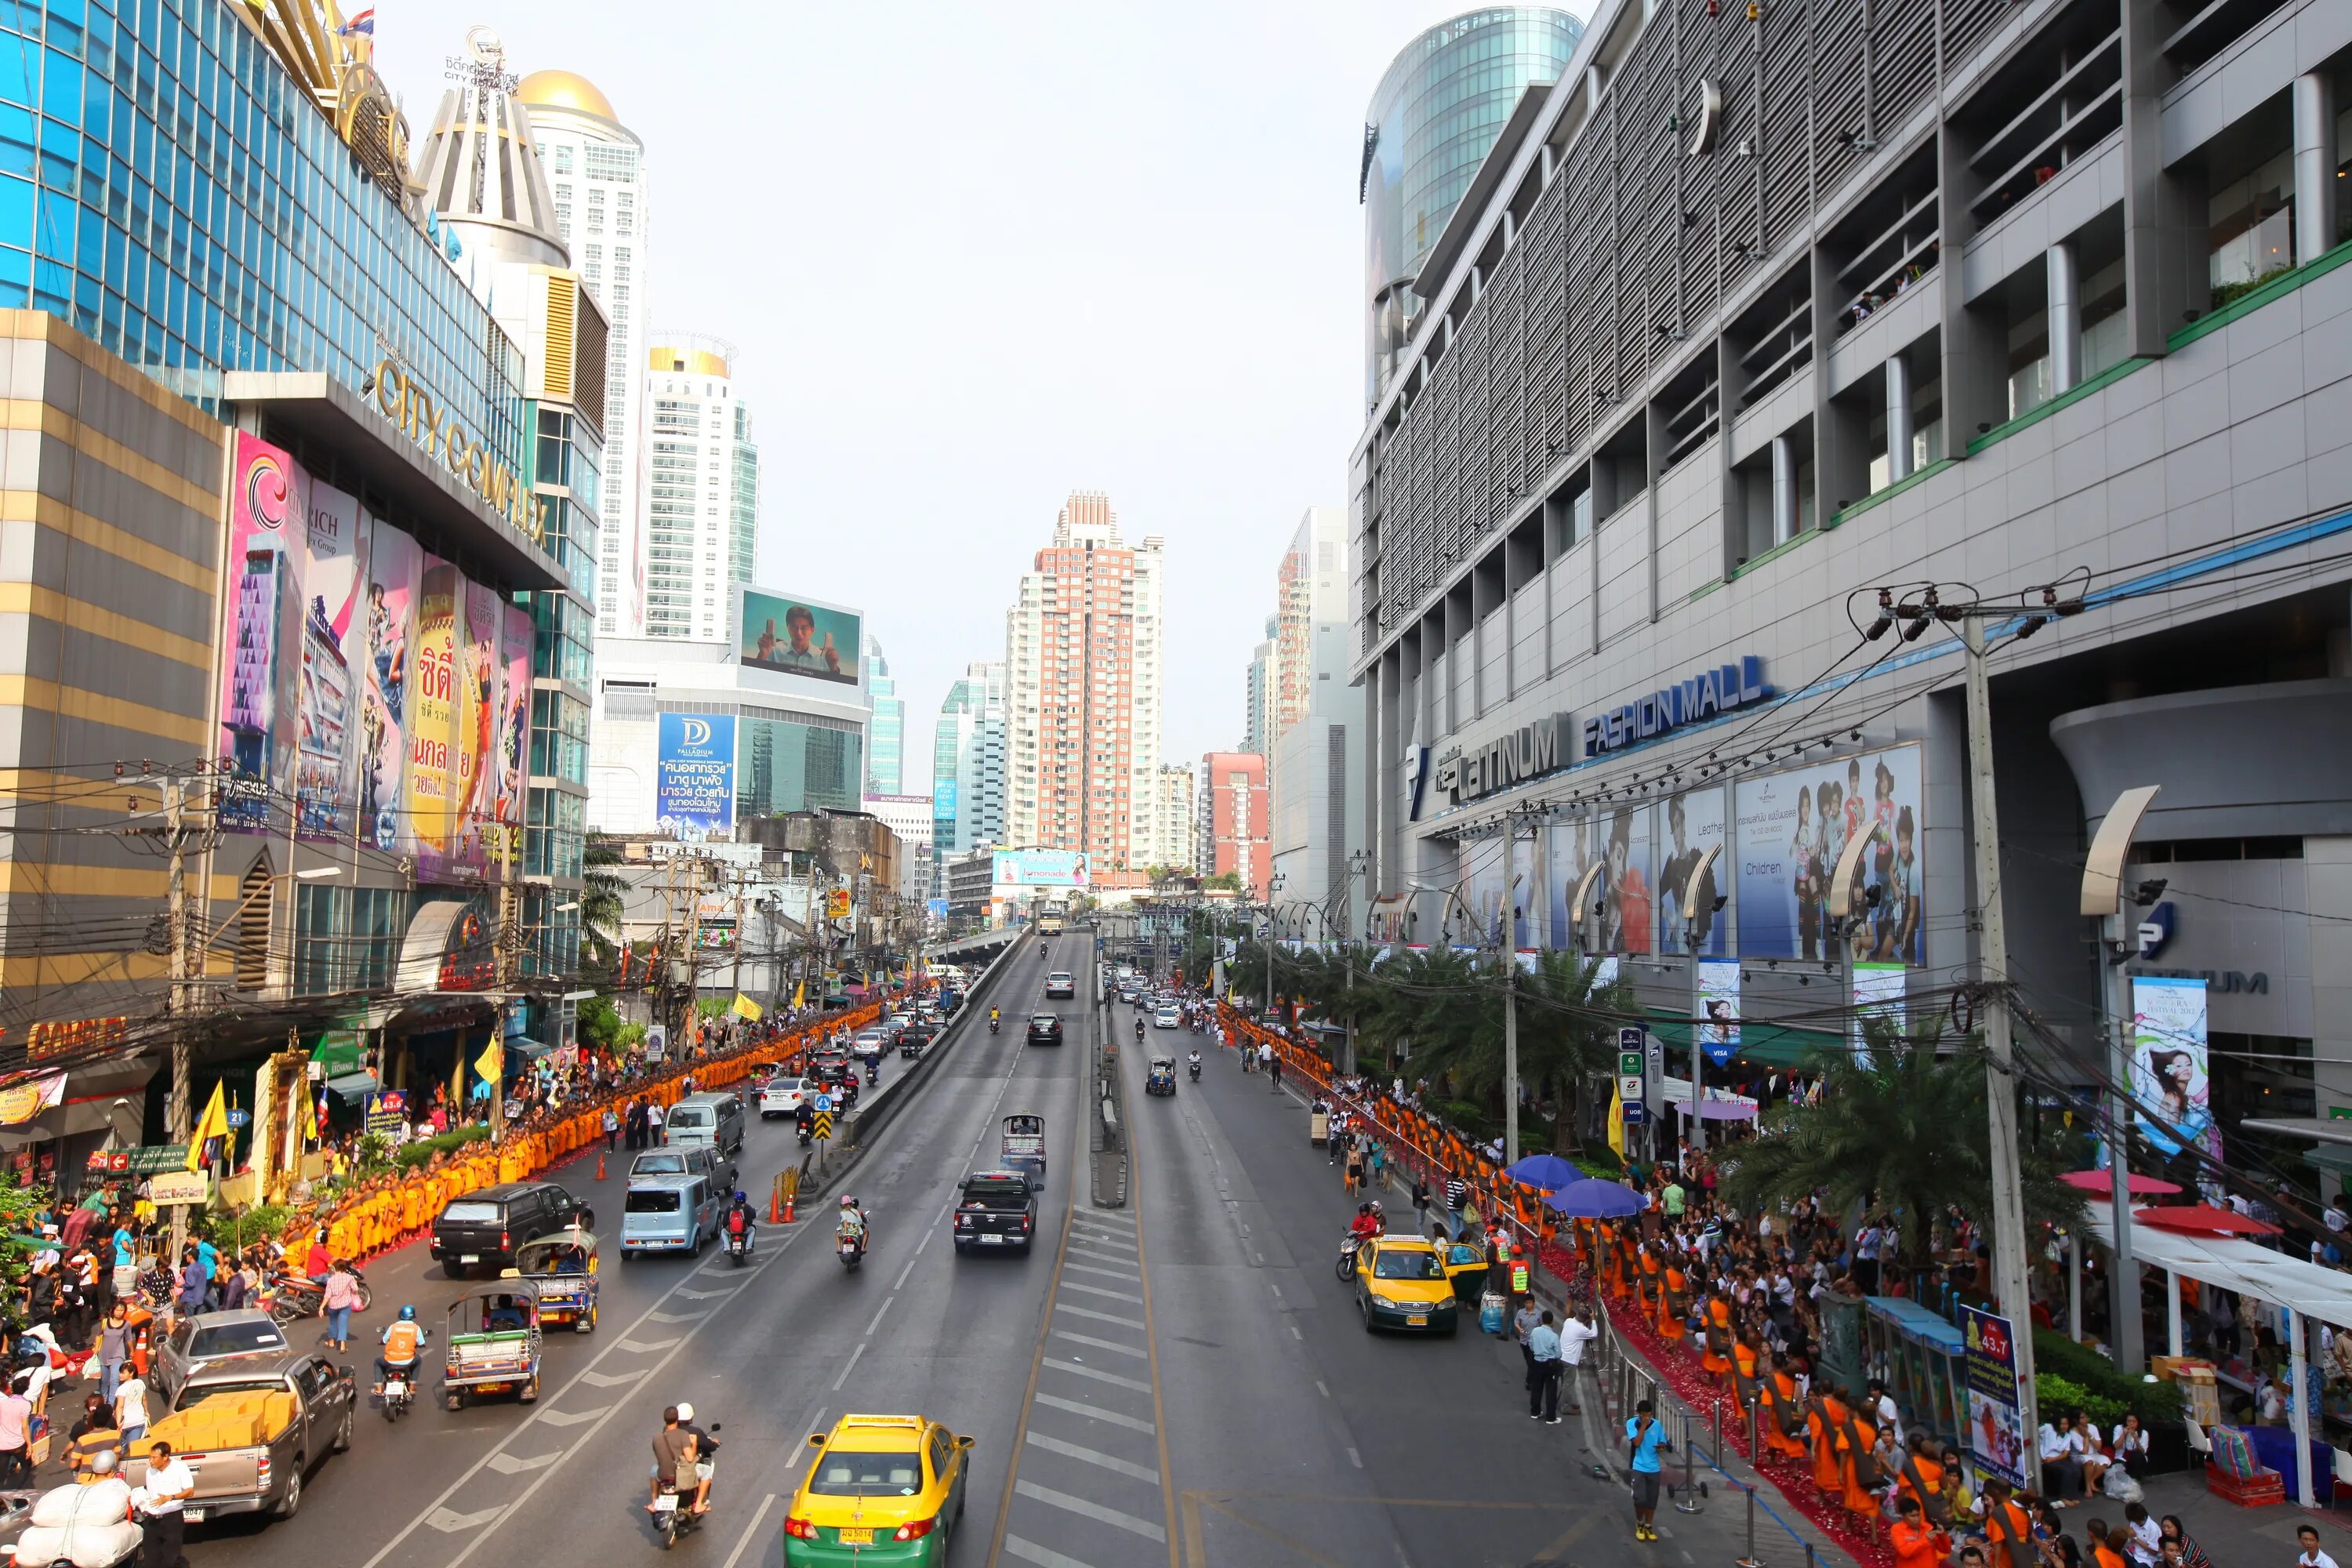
xmin=1004 ymin=492 xmax=1163 ymax=874
xmin=1154 ymin=762 xmax=1196 ymax=873
xmin=518 ymin=70 xmax=649 ymax=639
xmin=641 ymin=337 xmax=758 ymax=641
xmin=1268 ymin=507 xmax=1363 ymax=927
xmin=932 ymin=660 xmax=1008 ymax=895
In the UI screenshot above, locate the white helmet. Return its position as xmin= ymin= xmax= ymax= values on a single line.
xmin=675 ymin=1402 xmax=695 ymax=1422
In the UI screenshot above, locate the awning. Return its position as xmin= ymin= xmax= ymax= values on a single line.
xmin=506 ymin=1036 xmax=553 ymax=1061
xmin=2081 ymin=1201 xmax=2350 ymax=1327
xmin=323 ymin=1071 xmax=381 ymax=1100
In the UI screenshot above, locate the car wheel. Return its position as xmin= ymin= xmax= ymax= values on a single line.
xmin=276 ymin=1459 xmax=303 ymax=1518
xmin=1359 ymin=1298 xmax=1376 ymax=1334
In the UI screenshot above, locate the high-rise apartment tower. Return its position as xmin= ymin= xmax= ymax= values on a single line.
xmin=641 ymin=337 xmax=758 ymax=641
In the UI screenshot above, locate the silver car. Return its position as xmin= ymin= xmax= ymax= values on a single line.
xmin=154 ymin=1308 xmax=290 ymax=1403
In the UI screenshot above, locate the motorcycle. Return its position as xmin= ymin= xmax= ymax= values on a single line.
xmin=725 ymin=1222 xmax=755 ymax=1268
xmin=652 ymin=1480 xmax=702 ymax=1550
xmin=1336 ymin=1232 xmax=1363 ymax=1281
xmin=265 ymin=1264 xmax=372 ymax=1327
xmin=1188 ymin=1058 xmax=1202 ymax=1082
xmin=379 ymin=1363 xmax=416 ymax=1422
xmin=863 ymin=1062 xmax=879 ymax=1087
xmin=837 ymin=1221 xmax=866 ymax=1272
xmin=797 ymin=1119 xmax=814 ymax=1149
xmin=989 ymin=1018 xmax=1000 ymax=1035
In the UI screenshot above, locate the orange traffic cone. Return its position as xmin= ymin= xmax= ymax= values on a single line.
xmin=596 ymin=1148 xmax=605 ymax=1181
xmin=784 ymin=1188 xmax=796 ymax=1225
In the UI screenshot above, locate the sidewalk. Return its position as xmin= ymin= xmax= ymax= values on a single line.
xmin=2139 ymin=1468 xmax=2351 ymax=1563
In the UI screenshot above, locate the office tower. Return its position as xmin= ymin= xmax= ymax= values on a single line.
xmin=1154 ymin=763 xmax=1196 ymax=874
xmin=865 ymin=635 xmax=904 ymax=794
xmin=1200 ymin=752 xmax=1269 ymax=900
xmin=1268 ymin=507 xmax=1363 ymax=927
xmin=642 ymin=337 xmax=759 ymax=641
xmin=518 ymin=69 xmax=652 ymax=640
xmin=1004 ymin=492 xmax=1163 ymax=872
xmin=1243 ymin=615 xmax=1274 ymax=757
xmin=932 ymin=661 xmax=1008 ymax=893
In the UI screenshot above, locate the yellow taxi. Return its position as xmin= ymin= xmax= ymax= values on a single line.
xmin=1352 ymin=1234 xmax=1460 ymax=1334
xmin=784 ymin=1413 xmax=972 ymax=1564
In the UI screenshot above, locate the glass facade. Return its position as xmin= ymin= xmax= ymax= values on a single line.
xmin=535 ymin=405 xmax=602 ymax=606
xmin=0 ymin=0 xmax=526 ymax=470
xmin=739 ymin=713 xmax=862 ymax=818
xmin=863 ymin=637 xmax=901 ymax=794
xmin=1363 ymin=7 xmax=1581 ymax=403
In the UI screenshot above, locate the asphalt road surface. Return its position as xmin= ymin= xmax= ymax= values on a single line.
xmin=172 ymin=938 xmax=1841 ymax=1568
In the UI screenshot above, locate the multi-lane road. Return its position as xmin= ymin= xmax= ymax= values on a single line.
xmin=176 ymin=935 xmax=1803 ymax=1567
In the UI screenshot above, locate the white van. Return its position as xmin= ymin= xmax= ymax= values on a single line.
xmin=662 ymin=1092 xmax=745 ymax=1159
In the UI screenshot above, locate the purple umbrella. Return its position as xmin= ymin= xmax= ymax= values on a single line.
xmin=1542 ymin=1177 xmax=1645 ymax=1218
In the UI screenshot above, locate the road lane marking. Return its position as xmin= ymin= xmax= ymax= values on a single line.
xmin=675 ymin=1287 xmax=740 ymax=1301
xmin=534 ymin=1406 xmax=605 ymax=1427
xmin=1004 ymin=1534 xmax=1102 ymax=1568
xmin=782 ymin=1406 xmax=829 ymax=1473
xmin=1055 ymin=1301 xmax=1146 ymax=1330
xmin=1316 ymin=1381 xmax=1329 ymax=1399
xmin=1066 ymin=1245 xmax=1137 ymax=1265
xmin=1014 ymin=1480 xmax=1167 ymax=1541
xmin=1051 ymin=1329 xmax=1148 ymax=1360
xmin=579 ymin=1370 xmax=647 ymax=1388
xmin=1079 ymin=1208 xmax=1134 ymax=1227
xmin=720 ymin=1493 xmax=778 ymax=1568
xmin=1025 ymin=1430 xmax=1162 ymax=1485
xmin=1033 ymin=1392 xmax=1156 ymax=1433
xmin=1044 ymin=1358 xmax=1153 ymax=1393
xmin=484 ymin=1451 xmax=558 ymax=1475
xmin=619 ymin=1337 xmax=681 ymax=1352
xmin=830 ymin=1341 xmax=868 ymax=1391
xmin=1063 ymin=1260 xmax=1140 ymax=1281
xmin=648 ymin=1310 xmax=704 ymax=1323
xmin=1058 ymin=1279 xmax=1144 ymax=1304
xmin=895 ymin=1258 xmax=918 ymax=1290
xmin=865 ymin=1296 xmax=895 ymax=1336
xmin=425 ymin=1505 xmax=506 ymax=1533
xmin=1290 ymin=1324 xmax=1302 ymax=1339
xmin=1348 ymin=1447 xmax=1363 ymax=1469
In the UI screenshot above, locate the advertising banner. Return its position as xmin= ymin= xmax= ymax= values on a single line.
xmin=1697 ymin=958 xmax=1741 ymax=1065
xmin=493 ymin=604 xmax=532 ymax=871
xmin=1734 ymin=743 xmax=1923 ymax=963
xmin=1961 ymin=1305 xmax=2028 ymax=1488
xmin=656 ymin=713 xmax=739 ymax=837
xmin=364 ymin=1090 xmax=410 ymax=1145
xmin=739 ymin=588 xmax=861 ymax=686
xmin=219 ymin=432 xmax=309 ymax=833
xmin=1598 ymin=804 xmax=1653 ymax=954
xmin=295 ymin=481 xmax=368 ymax=841
xmin=1548 ymin=816 xmax=1606 ymax=950
xmin=448 ymin=577 xmax=503 ymax=880
xmin=1465 ymin=838 xmax=1509 ymax=948
xmin=1852 ymin=960 xmax=1907 ymax=1069
xmin=1657 ymin=786 xmax=1727 ymax=955
xmin=407 ymin=558 xmax=463 ymax=880
xmin=991 ymin=849 xmax=1090 ymax=887
xmin=361 ymin=524 xmax=421 ymax=855
xmin=1835 ymin=747 xmax=1925 ymax=965
xmin=2130 ymin=975 xmax=2217 ymax=1161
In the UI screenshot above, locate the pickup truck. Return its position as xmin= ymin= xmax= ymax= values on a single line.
xmin=951 ymin=1171 xmax=1037 ymax=1256
xmin=123 ymin=1348 xmax=355 ymax=1523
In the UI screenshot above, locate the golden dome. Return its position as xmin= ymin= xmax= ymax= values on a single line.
xmin=516 ymin=69 xmax=617 ymax=122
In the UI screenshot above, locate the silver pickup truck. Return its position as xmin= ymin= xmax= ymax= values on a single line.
xmin=122 ymin=1348 xmax=355 ymax=1523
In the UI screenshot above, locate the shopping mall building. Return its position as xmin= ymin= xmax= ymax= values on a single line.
xmin=1352 ymin=0 xmax=2352 ymax=1180
xmin=0 ymin=1 xmax=603 ymax=1184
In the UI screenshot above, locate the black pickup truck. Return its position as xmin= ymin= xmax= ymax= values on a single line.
xmin=950 ymin=1171 xmax=1036 ymax=1256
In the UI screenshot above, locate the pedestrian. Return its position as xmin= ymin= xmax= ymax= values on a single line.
xmin=2299 ymin=1524 xmax=2342 ymax=1568
xmin=140 ymin=1437 xmax=194 ymax=1568
xmin=321 ymin=1258 xmax=361 ymax=1352
xmin=648 ymin=1099 xmax=666 ymax=1146
xmin=1445 ymin=1173 xmax=1468 ymax=1240
xmin=1345 ymin=1138 xmax=1365 ymax=1196
xmin=96 ymin=1305 xmax=129 ymax=1406
xmin=111 ymin=1366 xmax=148 ymax=1447
xmin=1269 ymin=1051 xmax=1282 ymax=1091
xmin=1513 ymin=1298 xmax=1543 ymax=1392
xmin=603 ymin=1105 xmax=619 ymax=1152
xmin=1560 ymin=1306 xmax=1599 ymax=1414
xmin=172 ymin=1248 xmax=206 ymax=1317
xmin=1410 ymin=1176 xmax=1431 ymax=1234
xmin=1627 ymin=1398 xmax=1668 ymax=1541
xmin=1528 ymin=1311 xmax=1564 ymax=1423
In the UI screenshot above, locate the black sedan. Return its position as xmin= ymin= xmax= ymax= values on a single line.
xmin=1026 ymin=1014 xmax=1063 ymax=1047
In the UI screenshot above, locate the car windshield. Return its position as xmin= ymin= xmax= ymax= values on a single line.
xmin=441 ymin=1201 xmax=501 ymax=1224
xmin=766 ymin=1080 xmax=805 ymax=1094
xmin=625 ymin=1189 xmax=682 ymax=1214
xmin=633 ymin=1153 xmax=686 ymax=1174
xmin=189 ymin=1319 xmax=286 ymax=1358
xmin=667 ymin=1108 xmax=710 ymax=1128
xmin=808 ymin=1448 xmax=924 ymax=1496
xmin=1031 ymin=1017 xmax=1056 ymax=1028
xmin=1373 ymin=1250 xmax=1445 ymax=1282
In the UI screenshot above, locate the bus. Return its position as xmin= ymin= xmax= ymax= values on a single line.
xmin=1036 ymin=902 xmax=1067 ymax=935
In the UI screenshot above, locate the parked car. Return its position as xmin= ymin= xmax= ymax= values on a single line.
xmin=123 ymin=1349 xmax=355 ymax=1522
xmin=430 ymin=1181 xmax=591 ymax=1279
xmin=153 ymin=1308 xmax=290 ymax=1405
xmin=1025 ymin=1014 xmax=1063 ymax=1047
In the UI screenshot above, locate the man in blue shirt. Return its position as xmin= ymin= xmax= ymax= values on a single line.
xmin=1627 ymin=1397 xmax=1669 ymax=1541
xmin=1526 ymin=1311 xmax=1563 ymax=1423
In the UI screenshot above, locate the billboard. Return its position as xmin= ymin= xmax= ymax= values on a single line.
xmin=1733 ymin=742 xmax=1923 ymax=964
xmin=1657 ymin=785 xmax=1726 ymax=956
xmin=219 ymin=432 xmax=309 ymax=833
xmin=493 ymin=604 xmax=532 ymax=871
xmin=739 ymin=588 xmax=861 ymax=687
xmin=361 ymin=524 xmax=420 ymax=854
xmin=448 ymin=576 xmax=503 ymax=880
xmin=1697 ymin=959 xmax=1741 ymax=1065
xmin=992 ymin=849 xmax=1090 ymax=887
xmin=2130 ymin=975 xmax=2217 ymax=1162
xmin=407 ymin=558 xmax=463 ymax=880
xmin=295 ymin=481 xmax=368 ymax=841
xmin=657 ymin=713 xmax=738 ymax=837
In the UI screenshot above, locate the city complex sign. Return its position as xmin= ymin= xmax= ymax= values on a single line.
xmin=369 ymin=358 xmax=546 ymax=545
xmin=1582 ymin=655 xmax=1772 ymax=756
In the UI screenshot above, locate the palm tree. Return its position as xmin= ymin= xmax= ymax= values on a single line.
xmin=1713 ymin=1020 xmax=2088 ymax=1272
xmin=579 ymin=833 xmax=628 ymax=985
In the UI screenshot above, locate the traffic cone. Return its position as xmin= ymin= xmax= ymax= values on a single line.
xmin=783 ymin=1189 xmax=796 ymax=1225
xmin=595 ymin=1148 xmax=605 ymax=1181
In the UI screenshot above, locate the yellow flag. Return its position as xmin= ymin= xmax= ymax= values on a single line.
xmin=1606 ymin=1080 xmax=1626 ymax=1159
xmin=791 ymin=979 xmax=807 ymax=1010
xmin=187 ymin=1080 xmax=227 ymax=1171
xmin=295 ymin=1073 xmax=318 ymax=1145
xmin=474 ymin=1038 xmax=504 ymax=1085
xmin=731 ymin=993 xmax=763 ymax=1022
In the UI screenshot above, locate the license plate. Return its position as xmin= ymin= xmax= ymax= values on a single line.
xmin=184 ymin=1509 xmax=206 ymax=1523
xmin=837 ymin=1528 xmax=873 ymax=1544
xmin=981 ymin=1234 xmax=1004 ymax=1245
xmin=1407 ymin=1315 xmax=1428 ymax=1327
xmin=385 ymin=1381 xmax=407 ymax=1398
xmin=652 ymin=1495 xmax=678 ymax=1514
xmin=459 ymin=1254 xmax=479 ymax=1264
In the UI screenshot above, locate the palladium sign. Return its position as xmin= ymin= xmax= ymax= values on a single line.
xmin=370 ymin=358 xmax=546 ymax=544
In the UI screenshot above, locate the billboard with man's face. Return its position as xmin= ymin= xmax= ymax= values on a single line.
xmin=739 ymin=588 xmax=862 ymax=688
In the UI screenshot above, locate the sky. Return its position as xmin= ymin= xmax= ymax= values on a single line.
xmin=376 ymin=1 xmax=1537 ymax=793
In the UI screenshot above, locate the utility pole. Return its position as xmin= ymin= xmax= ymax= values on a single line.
xmin=1962 ymin=612 xmax=2038 ymax=1439
xmin=163 ymin=771 xmax=194 ymax=1265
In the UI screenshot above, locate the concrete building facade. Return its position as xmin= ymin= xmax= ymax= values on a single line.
xmin=1200 ymin=752 xmax=1271 ymax=902
xmin=642 ymin=338 xmax=758 ymax=643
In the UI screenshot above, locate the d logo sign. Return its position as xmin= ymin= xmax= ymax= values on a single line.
xmin=680 ymin=718 xmax=713 ymax=747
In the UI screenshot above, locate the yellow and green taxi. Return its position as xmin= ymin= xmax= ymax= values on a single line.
xmin=1352 ymin=1234 xmax=1460 ymax=1334
xmin=784 ymin=1413 xmax=972 ymax=1564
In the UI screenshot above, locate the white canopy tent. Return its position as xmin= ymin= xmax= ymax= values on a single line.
xmin=2074 ymin=1200 xmax=2351 ymax=1506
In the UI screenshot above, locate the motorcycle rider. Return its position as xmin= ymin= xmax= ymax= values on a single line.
xmin=837 ymin=1194 xmax=869 ymax=1258
xmin=723 ymin=1191 xmax=756 ymax=1254
xmin=794 ymin=1098 xmax=815 ymax=1143
xmin=1134 ymin=1014 xmax=1145 ymax=1044
xmin=1187 ymin=1048 xmax=1202 ymax=1079
xmin=676 ymin=1400 xmax=719 ymax=1515
xmin=374 ymin=1305 xmax=427 ymax=1395
xmin=1348 ymin=1203 xmax=1381 ymax=1244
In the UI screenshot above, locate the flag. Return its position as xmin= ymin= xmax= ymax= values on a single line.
xmin=731 ymin=993 xmax=762 ymax=1022
xmin=792 ymin=979 xmax=806 ymax=1010
xmin=1606 ymin=1080 xmax=1625 ymax=1159
xmin=474 ymin=1038 xmax=503 ymax=1085
xmin=336 ymin=8 xmax=375 ymax=35
xmin=187 ymin=1081 xmax=228 ymax=1171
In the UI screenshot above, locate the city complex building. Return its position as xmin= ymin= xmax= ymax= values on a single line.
xmin=1362 ymin=6 xmax=1584 ymax=408
xmin=1200 ymin=752 xmax=1271 ymax=901
xmin=1155 ymin=763 xmax=1197 ymax=874
xmin=1004 ymin=492 xmax=1167 ymax=875
xmin=864 ymin=634 xmax=904 ymax=793
xmin=517 ymin=69 xmax=652 ymax=642
xmin=931 ymin=660 xmax=1007 ymax=895
xmin=1350 ymin=0 xmax=2352 ymax=1159
xmin=0 ymin=5 xmax=597 ymax=1175
xmin=1266 ymin=507 xmax=1364 ymax=927
xmin=641 ymin=336 xmax=758 ymax=642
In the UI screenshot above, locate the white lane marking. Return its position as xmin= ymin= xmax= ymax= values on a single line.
xmin=1057 ymin=1279 xmax=1143 ymax=1305
xmin=619 ymin=1337 xmax=681 ymax=1352
xmin=1031 ymin=1392 xmax=1157 ymax=1434
xmin=1050 ymin=1327 xmax=1149 ymax=1359
xmin=1079 ymin=1208 xmax=1135 ymax=1227
xmin=1065 ymin=1244 xmax=1137 ymax=1265
xmin=1348 ymin=1446 xmax=1363 ymax=1469
xmin=1290 ymin=1324 xmax=1302 ymax=1340
xmin=864 ymin=1297 xmax=894 ymax=1337
xmin=1043 ymin=1358 xmax=1152 ymax=1394
xmin=534 ymin=1406 xmax=604 ymax=1428
xmin=719 ymin=1493 xmax=777 ymax=1568
xmin=829 ymin=1340 xmax=868 ymax=1392
xmin=425 ymin=1506 xmax=506 ymax=1534
xmin=484 ymin=1451 xmax=558 ymax=1476
xmin=1316 ymin=1381 xmax=1330 ymax=1399
xmin=894 ymin=1257 xmax=918 ymax=1290
xmin=1269 ymin=1283 xmax=1282 ymax=1299
xmin=648 ymin=1311 xmax=704 ymax=1324
xmin=1024 ymin=1429 xmax=1162 ymax=1485
xmin=1014 ymin=1479 xmax=1167 ymax=1541
xmin=579 ymin=1370 xmax=646 ymax=1388
xmin=1004 ymin=1534 xmax=1103 ymax=1568
xmin=783 ymin=1407 xmax=829 ymax=1473
xmin=1054 ymin=1301 xmax=1147 ymax=1331
xmin=1062 ymin=1260 xmax=1141 ymax=1282
xmin=675 ymin=1287 xmax=740 ymax=1301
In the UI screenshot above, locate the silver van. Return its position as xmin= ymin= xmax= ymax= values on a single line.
xmin=621 ymin=1173 xmax=719 ymax=1256
xmin=663 ymin=1091 xmax=744 ymax=1159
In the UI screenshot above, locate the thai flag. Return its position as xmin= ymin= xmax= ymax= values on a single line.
xmin=338 ymin=8 xmax=374 ymax=35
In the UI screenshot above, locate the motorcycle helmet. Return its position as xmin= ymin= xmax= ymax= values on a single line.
xmin=398 ymin=1304 xmax=417 ymax=1322
xmin=733 ymin=1190 xmax=746 ymax=1206
xmin=1370 ymin=1201 xmax=1384 ymax=1214
xmin=840 ymin=1195 xmax=857 ymax=1208
xmin=675 ymin=1401 xmax=695 ymax=1422
xmin=1356 ymin=1203 xmax=1370 ymax=1216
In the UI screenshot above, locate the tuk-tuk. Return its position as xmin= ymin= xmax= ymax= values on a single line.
xmin=510 ymin=1228 xmax=599 ymax=1334
xmin=1001 ymin=1114 xmax=1047 ymax=1188
xmin=442 ymin=1279 xmax=544 ymax=1410
xmin=1145 ymin=1058 xmax=1177 ymax=1097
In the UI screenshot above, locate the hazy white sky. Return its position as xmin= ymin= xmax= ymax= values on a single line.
xmin=376 ymin=1 xmax=1511 ymax=792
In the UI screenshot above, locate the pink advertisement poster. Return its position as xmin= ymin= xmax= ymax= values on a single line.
xmin=448 ymin=576 xmax=503 ymax=882
xmin=407 ymin=558 xmax=462 ymax=881
xmin=361 ymin=524 xmax=420 ymax=855
xmin=295 ymin=481 xmax=369 ymax=842
xmin=495 ymin=604 xmax=532 ymax=873
xmin=219 ymin=432 xmax=309 ymax=833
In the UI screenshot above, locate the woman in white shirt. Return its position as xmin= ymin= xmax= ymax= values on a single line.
xmin=2110 ymin=1413 xmax=2151 ymax=1475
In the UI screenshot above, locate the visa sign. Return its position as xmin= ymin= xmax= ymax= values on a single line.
xmin=1582 ymin=656 xmax=1770 ymax=757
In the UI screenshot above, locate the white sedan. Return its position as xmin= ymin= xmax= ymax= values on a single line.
xmin=759 ymin=1076 xmax=812 ymax=1119
xmin=1153 ymin=1005 xmax=1181 ymax=1029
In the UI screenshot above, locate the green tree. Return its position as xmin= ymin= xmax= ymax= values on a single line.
xmin=579 ymin=833 xmax=628 ymax=984
xmin=1713 ymin=1022 xmax=2088 ymax=1270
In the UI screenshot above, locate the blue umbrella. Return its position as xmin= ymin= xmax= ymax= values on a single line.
xmin=1543 ymin=1177 xmax=1645 ymax=1218
xmin=1502 ymin=1153 xmax=1581 ymax=1192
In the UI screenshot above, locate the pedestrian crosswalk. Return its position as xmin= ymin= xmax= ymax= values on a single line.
xmin=994 ymin=1205 xmax=1173 ymax=1568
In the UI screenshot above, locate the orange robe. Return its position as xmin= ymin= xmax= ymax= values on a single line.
xmin=1658 ymin=1265 xmax=1686 ymax=1340
xmin=1839 ymin=1411 xmax=1880 ymax=1515
xmin=1700 ymin=1297 xmax=1733 ymax=1374
xmin=1890 ymin=1519 xmax=1947 ymax=1568
xmin=1810 ymin=1397 xmax=1847 ymax=1494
